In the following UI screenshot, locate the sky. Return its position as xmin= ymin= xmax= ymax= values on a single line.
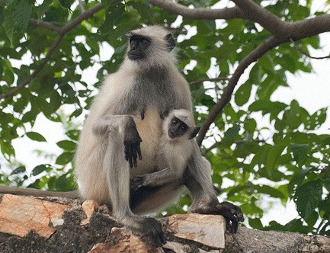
xmin=4 ymin=1 xmax=330 ymax=226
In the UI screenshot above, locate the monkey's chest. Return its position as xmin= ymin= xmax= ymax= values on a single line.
xmin=130 ymin=107 xmax=163 ymax=177
xmin=118 ymin=75 xmax=181 ymax=116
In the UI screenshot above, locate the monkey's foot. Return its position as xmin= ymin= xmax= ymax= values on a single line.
xmin=122 ymin=215 xmax=166 ymax=247
xmin=191 ymin=201 xmax=244 ymax=233
xmin=215 ymin=201 xmax=244 ymax=233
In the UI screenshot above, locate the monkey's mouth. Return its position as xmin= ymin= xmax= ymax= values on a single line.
xmin=168 ymin=131 xmax=176 ymax=139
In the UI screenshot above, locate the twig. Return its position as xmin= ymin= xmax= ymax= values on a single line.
xmin=190 ymin=77 xmax=230 ymax=86
xmin=0 ymin=3 xmax=104 ymax=101
xmin=290 ymin=38 xmax=330 ymax=60
xmin=29 ymin=19 xmax=62 ymax=33
xmin=202 ymin=138 xmax=267 ymax=154
xmin=78 ymin=0 xmax=85 ymax=13
xmin=0 ymin=34 xmax=65 ymax=100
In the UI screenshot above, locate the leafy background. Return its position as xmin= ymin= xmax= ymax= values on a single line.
xmin=0 ymin=0 xmax=329 ymax=235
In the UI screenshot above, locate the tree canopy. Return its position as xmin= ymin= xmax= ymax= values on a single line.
xmin=0 ymin=0 xmax=329 ymax=236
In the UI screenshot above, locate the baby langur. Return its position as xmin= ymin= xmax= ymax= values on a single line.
xmin=131 ymin=109 xmax=200 ymax=190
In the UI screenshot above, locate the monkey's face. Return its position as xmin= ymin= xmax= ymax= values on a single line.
xmin=168 ymin=117 xmax=189 ymax=139
xmin=127 ymin=34 xmax=151 ymax=60
xmin=126 ymin=27 xmax=176 ymax=63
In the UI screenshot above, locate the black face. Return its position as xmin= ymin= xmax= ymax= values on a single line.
xmin=165 ymin=33 xmax=176 ymax=51
xmin=127 ymin=33 xmax=151 ymax=60
xmin=168 ymin=117 xmax=189 ymax=139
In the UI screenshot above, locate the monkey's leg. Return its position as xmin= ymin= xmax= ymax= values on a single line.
xmin=185 ymin=141 xmax=244 ymax=233
xmin=99 ymin=118 xmax=165 ymax=247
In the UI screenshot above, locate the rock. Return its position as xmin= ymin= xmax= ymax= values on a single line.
xmin=167 ymin=213 xmax=226 ymax=249
xmin=0 ymin=194 xmax=70 ymax=238
xmin=163 ymin=241 xmax=192 ymax=253
xmin=81 ymin=199 xmax=99 ymax=225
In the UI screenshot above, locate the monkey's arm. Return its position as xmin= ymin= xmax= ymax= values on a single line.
xmin=130 ymin=167 xmax=178 ymax=190
xmin=184 ymin=142 xmax=244 ymax=233
xmin=0 ymin=185 xmax=79 ymax=198
xmin=93 ymin=115 xmax=142 ymax=168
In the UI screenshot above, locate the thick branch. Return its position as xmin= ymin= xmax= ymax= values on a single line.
xmin=149 ymin=0 xmax=330 ymax=145
xmin=149 ymin=0 xmax=244 ymax=20
xmin=231 ymin=0 xmax=285 ymax=36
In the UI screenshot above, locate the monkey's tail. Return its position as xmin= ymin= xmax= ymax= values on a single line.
xmin=0 ymin=185 xmax=80 ymax=199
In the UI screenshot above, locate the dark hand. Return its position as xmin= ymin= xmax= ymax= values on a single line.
xmin=124 ymin=123 xmax=142 ymax=168
xmin=215 ymin=201 xmax=244 ymax=233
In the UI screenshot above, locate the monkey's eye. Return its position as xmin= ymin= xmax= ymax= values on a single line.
xmin=181 ymin=125 xmax=187 ymax=131
xmin=172 ymin=118 xmax=178 ymax=124
xmin=141 ymin=38 xmax=151 ymax=47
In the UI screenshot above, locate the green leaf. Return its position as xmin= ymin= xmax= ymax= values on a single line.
xmin=10 ymin=166 xmax=26 ymax=175
xmin=265 ymin=145 xmax=286 ymax=172
xmin=32 ymin=164 xmax=50 ymax=176
xmin=55 ymin=152 xmax=74 ymax=165
xmin=294 ymin=179 xmax=323 ymax=221
xmin=222 ymin=124 xmax=240 ymax=145
xmin=35 ymin=0 xmax=53 ymax=18
xmin=57 ymin=140 xmax=76 ymax=151
xmin=255 ymin=184 xmax=286 ymax=199
xmin=291 ymin=144 xmax=309 ymax=164
xmin=235 ymin=83 xmax=252 ymax=106
xmin=4 ymin=0 xmax=33 ymax=43
xmin=66 ymin=130 xmax=80 ymax=141
xmin=26 ymin=132 xmax=47 ymax=142
xmin=59 ymin=0 xmax=74 ymax=9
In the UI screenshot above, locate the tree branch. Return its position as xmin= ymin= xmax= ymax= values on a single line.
xmin=291 ymin=39 xmax=330 ymax=60
xmin=190 ymin=76 xmax=230 ymax=86
xmin=149 ymin=0 xmax=244 ymax=20
xmin=197 ymin=37 xmax=281 ymax=145
xmin=0 ymin=34 xmax=65 ymax=101
xmin=29 ymin=19 xmax=62 ymax=33
xmin=230 ymin=0 xmax=286 ymax=37
xmin=148 ymin=0 xmax=330 ymax=145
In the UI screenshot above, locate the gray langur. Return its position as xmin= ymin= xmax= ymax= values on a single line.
xmin=130 ymin=109 xmax=200 ymax=191
xmin=74 ymin=25 xmax=244 ymax=246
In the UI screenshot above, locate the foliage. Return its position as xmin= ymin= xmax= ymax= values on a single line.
xmin=0 ymin=0 xmax=329 ymax=236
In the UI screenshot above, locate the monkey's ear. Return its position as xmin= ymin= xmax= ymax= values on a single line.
xmin=165 ymin=33 xmax=176 ymax=51
xmin=189 ymin=126 xmax=201 ymax=139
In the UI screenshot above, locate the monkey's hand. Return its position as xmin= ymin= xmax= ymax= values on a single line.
xmin=124 ymin=121 xmax=142 ymax=168
xmin=215 ymin=201 xmax=244 ymax=233
xmin=130 ymin=176 xmax=144 ymax=191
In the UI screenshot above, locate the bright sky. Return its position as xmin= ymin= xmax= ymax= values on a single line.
xmin=5 ymin=1 xmax=330 ymax=226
